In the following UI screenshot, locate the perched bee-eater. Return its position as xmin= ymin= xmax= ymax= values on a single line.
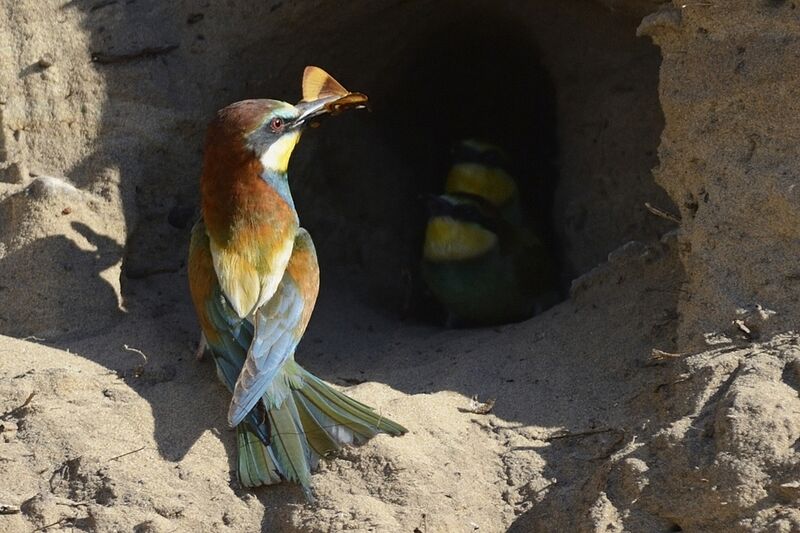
xmin=188 ymin=66 xmax=405 ymax=497
xmin=421 ymin=140 xmax=557 ymax=326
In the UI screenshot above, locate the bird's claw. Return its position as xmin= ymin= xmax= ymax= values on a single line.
xmin=194 ymin=334 xmax=208 ymax=360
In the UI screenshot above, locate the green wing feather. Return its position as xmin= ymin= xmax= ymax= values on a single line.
xmin=189 ymin=220 xmax=406 ymax=496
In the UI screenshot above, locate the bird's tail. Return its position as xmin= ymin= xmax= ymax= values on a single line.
xmin=236 ymin=361 xmax=406 ymax=497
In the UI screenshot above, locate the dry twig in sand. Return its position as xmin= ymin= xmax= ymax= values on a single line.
xmin=545 ymin=427 xmax=616 ymax=442
xmin=107 ymin=446 xmax=148 ymax=462
xmin=0 ymin=503 xmax=20 ymax=514
xmin=91 ymin=45 xmax=179 ymax=65
xmin=123 ymin=344 xmax=148 ymax=377
xmin=644 ymin=202 xmax=681 ymax=224
xmin=645 ymin=348 xmax=687 ymax=366
xmin=33 ymin=517 xmax=71 ymax=531
xmin=459 ymin=396 xmax=496 ymax=415
xmin=0 ymin=391 xmax=35 ymax=420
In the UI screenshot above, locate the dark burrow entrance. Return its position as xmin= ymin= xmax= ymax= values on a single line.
xmin=261 ymin=0 xmax=674 ymax=324
xmin=291 ymin=8 xmax=561 ymax=324
xmin=111 ymin=0 xmax=674 ymax=328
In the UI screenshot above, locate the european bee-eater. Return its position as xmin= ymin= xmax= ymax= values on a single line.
xmin=188 ymin=66 xmax=405 ymax=497
xmin=421 ymin=140 xmax=557 ymax=326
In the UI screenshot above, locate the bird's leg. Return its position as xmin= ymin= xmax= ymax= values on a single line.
xmin=194 ymin=333 xmax=208 ymax=360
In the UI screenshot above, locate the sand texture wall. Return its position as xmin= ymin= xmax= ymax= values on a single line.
xmin=641 ymin=1 xmax=800 ymax=348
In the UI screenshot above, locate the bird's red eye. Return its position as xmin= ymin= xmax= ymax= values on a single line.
xmin=269 ymin=117 xmax=284 ymax=132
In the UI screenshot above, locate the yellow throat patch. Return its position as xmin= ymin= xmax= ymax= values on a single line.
xmin=261 ymin=131 xmax=301 ymax=174
xmin=423 ymin=216 xmax=498 ymax=262
xmin=445 ymin=163 xmax=516 ymax=207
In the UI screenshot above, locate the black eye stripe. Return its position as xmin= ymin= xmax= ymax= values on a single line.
xmin=452 ymin=205 xmax=500 ymax=233
xmin=427 ymin=194 xmax=501 ymax=234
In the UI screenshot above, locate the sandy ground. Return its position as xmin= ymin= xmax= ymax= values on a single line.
xmin=2 ymin=183 xmax=799 ymax=532
xmin=3 ymin=231 xmax=798 ymax=532
xmin=1 ymin=233 xmax=688 ymax=532
xmin=6 ymin=231 xmax=798 ymax=532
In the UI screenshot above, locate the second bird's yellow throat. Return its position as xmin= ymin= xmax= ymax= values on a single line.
xmin=423 ymin=216 xmax=497 ymax=262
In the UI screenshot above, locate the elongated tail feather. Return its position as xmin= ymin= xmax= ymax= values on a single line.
xmin=237 ymin=425 xmax=281 ymax=487
xmin=266 ymin=393 xmax=314 ymax=489
xmin=236 ymin=363 xmax=406 ymax=495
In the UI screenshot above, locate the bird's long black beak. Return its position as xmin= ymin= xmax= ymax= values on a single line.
xmin=294 ymin=92 xmax=369 ymax=127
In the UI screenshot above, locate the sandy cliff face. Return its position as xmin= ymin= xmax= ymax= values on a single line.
xmin=1 ymin=1 xmax=799 ymax=532
xmin=0 ymin=1 xmax=122 ymax=338
xmin=641 ymin=1 xmax=800 ymax=348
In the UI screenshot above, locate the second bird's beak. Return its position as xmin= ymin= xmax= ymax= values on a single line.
xmin=294 ymin=92 xmax=369 ymax=127
xmin=425 ymin=193 xmax=461 ymax=218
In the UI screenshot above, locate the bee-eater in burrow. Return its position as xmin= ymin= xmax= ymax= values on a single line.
xmin=188 ymin=66 xmax=406 ymax=497
xmin=421 ymin=140 xmax=558 ymax=326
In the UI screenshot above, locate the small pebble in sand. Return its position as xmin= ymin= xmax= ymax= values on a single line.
xmin=38 ymin=54 xmax=54 ymax=68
